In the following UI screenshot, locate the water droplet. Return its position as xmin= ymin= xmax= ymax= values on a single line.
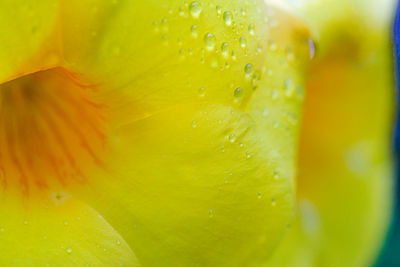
xmin=231 ymin=50 xmax=237 ymax=60
xmin=271 ymin=197 xmax=276 ymax=206
xmin=198 ymin=87 xmax=205 ymax=97
xmin=179 ymin=6 xmax=186 ymax=16
xmin=23 ymin=220 xmax=28 ymax=225
xmin=258 ymin=192 xmax=262 ymax=199
xmin=216 ymin=5 xmax=222 ymax=16
xmin=262 ymin=109 xmax=269 ymax=117
xmin=285 ymin=78 xmax=294 ymax=97
xmin=234 ymin=87 xmax=243 ymax=98
xmin=192 ymin=121 xmax=197 ymax=128
xmin=257 ymin=44 xmax=263 ymax=53
xmin=248 ymin=24 xmax=255 ymax=35
xmin=246 ymin=151 xmax=251 ymax=158
xmin=240 ymin=8 xmax=246 ymax=16
xmin=161 ymin=18 xmax=168 ymax=32
xmin=191 ymin=25 xmax=198 ymax=37
xmin=221 ymin=146 xmax=225 ymax=152
xmin=296 ymin=84 xmax=304 ymax=99
xmin=271 ymin=89 xmax=278 ymax=100
xmin=229 ymin=134 xmax=236 ymax=143
xmin=204 ymin=33 xmax=216 ymax=50
xmin=152 ymin=20 xmax=159 ymax=32
xmin=274 ymin=169 xmax=280 ymax=179
xmin=162 ymin=34 xmax=169 ymax=45
xmin=239 ymin=37 xmax=246 ymax=48
xmin=209 ymin=209 xmax=214 ymax=218
xmin=223 ymin=11 xmax=233 ymax=26
xmin=286 ymin=47 xmax=295 ymax=61
xmin=189 ymin=2 xmax=202 ymax=18
xmin=117 ymin=240 xmax=121 ymax=245
xmin=66 ymin=247 xmax=72 ymax=254
xmin=179 ymin=48 xmax=186 ymax=59
xmin=221 ymin=42 xmax=229 ymax=57
xmin=244 ymin=63 xmax=253 ymax=76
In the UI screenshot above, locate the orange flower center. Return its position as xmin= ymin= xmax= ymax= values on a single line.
xmin=0 ymin=68 xmax=106 ymax=197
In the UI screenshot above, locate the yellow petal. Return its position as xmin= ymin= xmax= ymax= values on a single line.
xmin=266 ymin=0 xmax=395 ymax=266
xmin=0 ymin=0 xmax=61 ymax=83
xmin=0 ymin=195 xmax=139 ymax=266
xmin=65 ymin=3 xmax=312 ymax=265
xmin=60 ymin=0 xmax=282 ymax=125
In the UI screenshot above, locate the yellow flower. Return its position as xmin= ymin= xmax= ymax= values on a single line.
xmin=266 ymin=0 xmax=395 ymax=266
xmin=0 ymin=0 xmax=394 ymax=266
xmin=0 ymin=0 xmax=311 ymax=266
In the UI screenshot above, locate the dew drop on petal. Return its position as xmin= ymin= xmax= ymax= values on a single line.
xmin=221 ymin=42 xmax=229 ymax=57
xmin=204 ymin=33 xmax=216 ymax=50
xmin=234 ymin=87 xmax=243 ymax=98
xmin=198 ymin=87 xmax=205 ymax=97
xmin=189 ymin=2 xmax=203 ymax=18
xmin=239 ymin=37 xmax=246 ymax=48
xmin=191 ymin=25 xmax=198 ymax=37
xmin=248 ymin=24 xmax=255 ymax=35
xmin=223 ymin=11 xmax=233 ymax=26
xmin=244 ymin=63 xmax=253 ymax=76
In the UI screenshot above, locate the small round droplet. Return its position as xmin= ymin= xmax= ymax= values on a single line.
xmin=244 ymin=63 xmax=253 ymax=76
xmin=271 ymin=89 xmax=278 ymax=100
xmin=234 ymin=87 xmax=243 ymax=98
xmin=216 ymin=5 xmax=222 ymax=15
xmin=271 ymin=197 xmax=277 ymax=207
xmin=262 ymin=109 xmax=269 ymax=117
xmin=240 ymin=8 xmax=246 ymax=16
xmin=285 ymin=78 xmax=294 ymax=97
xmin=209 ymin=209 xmax=214 ymax=218
xmin=152 ymin=20 xmax=159 ymax=32
xmin=221 ymin=42 xmax=229 ymax=57
xmin=189 ymin=2 xmax=203 ymax=18
xmin=246 ymin=151 xmax=251 ymax=158
xmin=66 ymin=247 xmax=73 ymax=254
xmin=286 ymin=47 xmax=295 ymax=61
xmin=223 ymin=11 xmax=233 ymax=26
xmin=191 ymin=25 xmax=198 ymax=37
xmin=256 ymin=44 xmax=263 ymax=53
xmin=231 ymin=51 xmax=237 ymax=60
xmin=204 ymin=33 xmax=216 ymax=50
xmin=248 ymin=24 xmax=255 ymax=35
xmin=198 ymin=87 xmax=205 ymax=97
xmin=274 ymin=170 xmax=280 ymax=179
xmin=239 ymin=37 xmax=246 ymax=48
xmin=161 ymin=18 xmax=168 ymax=32
xmin=63 ymin=220 xmax=69 ymax=226
xmin=229 ymin=134 xmax=236 ymax=143
xmin=179 ymin=6 xmax=186 ymax=16
xmin=192 ymin=121 xmax=197 ymax=128
xmin=257 ymin=192 xmax=262 ymax=199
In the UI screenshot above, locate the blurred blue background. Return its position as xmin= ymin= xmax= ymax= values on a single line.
xmin=375 ymin=2 xmax=400 ymax=265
